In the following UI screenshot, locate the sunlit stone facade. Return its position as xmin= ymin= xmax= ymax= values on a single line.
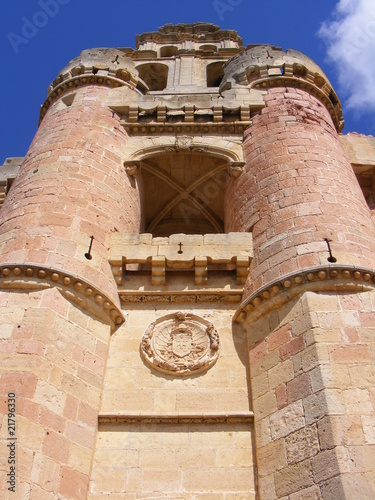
xmin=1 ymin=23 xmax=375 ymax=499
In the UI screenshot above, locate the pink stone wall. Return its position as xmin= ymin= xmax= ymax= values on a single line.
xmin=0 ymin=86 xmax=142 ymax=302
xmin=226 ymin=87 xmax=375 ymax=297
xmin=0 ymin=85 xmax=142 ymax=498
xmin=0 ymin=288 xmax=111 ymax=499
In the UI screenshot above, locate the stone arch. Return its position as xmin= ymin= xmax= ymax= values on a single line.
xmin=207 ymin=61 xmax=225 ymax=87
xmin=125 ymin=136 xmax=243 ymax=164
xmin=124 ymin=139 xmax=242 ymax=236
xmin=160 ymin=46 xmax=178 ymax=57
xmin=136 ymin=63 xmax=169 ymax=91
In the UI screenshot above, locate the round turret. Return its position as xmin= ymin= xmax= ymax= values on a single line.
xmin=221 ymin=45 xmax=344 ymax=132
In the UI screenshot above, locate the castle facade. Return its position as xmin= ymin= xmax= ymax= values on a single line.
xmin=1 ymin=23 xmax=375 ymax=499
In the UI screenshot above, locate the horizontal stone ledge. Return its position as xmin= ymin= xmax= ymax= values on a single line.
xmin=121 ymin=121 xmax=252 ymax=136
xmin=40 ymin=73 xmax=133 ymax=123
xmin=234 ymin=264 xmax=375 ymax=326
xmin=98 ymin=412 xmax=254 ymax=425
xmin=0 ymin=263 xmax=125 ymax=332
xmin=119 ymin=290 xmax=243 ymax=304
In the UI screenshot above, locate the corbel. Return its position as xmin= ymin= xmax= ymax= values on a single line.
xmin=240 ymin=105 xmax=250 ymax=121
xmin=129 ymin=106 xmax=138 ymax=123
xmin=123 ymin=160 xmax=140 ymax=178
xmin=236 ymin=256 xmax=250 ymax=285
xmin=228 ymin=161 xmax=245 ymax=178
xmin=157 ymin=106 xmax=166 ymax=122
xmin=195 ymin=257 xmax=208 ymax=285
xmin=213 ymin=106 xmax=223 ymax=122
xmin=184 ymin=105 xmax=194 ymax=122
xmin=152 ymin=256 xmax=166 ymax=285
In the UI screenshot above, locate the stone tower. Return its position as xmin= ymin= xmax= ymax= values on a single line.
xmin=1 ymin=22 xmax=375 ymax=499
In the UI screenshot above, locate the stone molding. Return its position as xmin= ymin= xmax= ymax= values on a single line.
xmin=40 ymin=70 xmax=139 ymax=124
xmin=234 ymin=265 xmax=375 ymax=326
xmin=135 ymin=23 xmax=242 ymax=47
xmin=140 ymin=312 xmax=220 ymax=377
xmin=119 ymin=103 xmax=252 ymax=136
xmin=119 ymin=291 xmax=243 ymax=304
xmin=123 ymin=137 xmax=244 ymax=166
xmin=98 ymin=412 xmax=254 ymax=425
xmin=0 ymin=263 xmax=125 ymax=331
xmin=121 ymin=120 xmax=251 ymax=136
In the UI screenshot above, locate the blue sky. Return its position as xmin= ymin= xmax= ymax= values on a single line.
xmin=1 ymin=0 xmax=374 ymax=163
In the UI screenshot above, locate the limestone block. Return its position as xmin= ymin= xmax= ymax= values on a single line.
xmin=270 ymin=400 xmax=305 ymax=440
xmin=274 ymin=459 xmax=314 ymax=498
xmin=257 ymin=439 xmax=287 ymax=477
xmin=258 ymin=474 xmax=277 ymax=500
xmin=285 ymin=425 xmax=320 ymax=464
xmin=340 ymin=134 xmax=375 ymax=167
xmin=362 ymin=415 xmax=375 ymax=444
xmin=289 ymin=485 xmax=322 ymax=500
xmin=348 ymin=445 xmax=375 ymax=473
xmin=68 ymin=443 xmax=93 ymax=475
xmin=89 ymin=467 xmax=125 ymax=494
xmin=34 ymin=380 xmax=67 ymax=415
xmin=301 ymin=344 xmax=330 ymax=373
xmin=311 ymin=448 xmax=342 ymax=483
xmin=251 ymin=349 xmax=280 ymax=378
xmin=255 ymin=417 xmax=272 ymax=447
xmin=349 ymin=365 xmax=375 ymax=389
xmin=251 ymin=371 xmax=269 ymax=399
xmin=268 ymin=360 xmax=294 ymax=389
xmin=343 ymin=388 xmax=373 ymax=415
xmin=253 ymin=391 xmax=278 ymax=420
xmin=182 ymin=467 xmax=253 ymax=492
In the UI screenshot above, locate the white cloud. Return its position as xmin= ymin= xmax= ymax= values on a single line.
xmin=319 ymin=0 xmax=375 ymax=113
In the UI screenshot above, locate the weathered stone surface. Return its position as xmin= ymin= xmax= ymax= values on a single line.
xmin=274 ymin=459 xmax=314 ymax=497
xmin=257 ymin=439 xmax=287 ymax=477
xmin=270 ymin=400 xmax=305 ymax=440
xmin=286 ymin=424 xmax=320 ymax=464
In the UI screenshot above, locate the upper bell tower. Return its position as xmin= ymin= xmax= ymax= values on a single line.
xmin=134 ymin=22 xmax=242 ymax=91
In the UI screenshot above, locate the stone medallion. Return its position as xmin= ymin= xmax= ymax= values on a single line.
xmin=140 ymin=312 xmax=220 ymax=376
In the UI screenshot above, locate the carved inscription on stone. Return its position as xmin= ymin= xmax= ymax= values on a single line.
xmin=140 ymin=312 xmax=220 ymax=376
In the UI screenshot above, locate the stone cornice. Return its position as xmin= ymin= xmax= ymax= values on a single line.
xmin=119 ymin=290 xmax=243 ymax=304
xmin=234 ymin=265 xmax=375 ymax=326
xmin=118 ymin=102 xmax=255 ymax=136
xmin=39 ymin=71 xmax=142 ymax=124
xmin=99 ymin=412 xmax=254 ymax=425
xmin=0 ymin=264 xmax=125 ymax=332
xmin=135 ymin=23 xmax=242 ymax=47
xmin=121 ymin=121 xmax=252 ymax=136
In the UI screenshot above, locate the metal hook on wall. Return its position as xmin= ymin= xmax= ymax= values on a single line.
xmin=85 ymin=236 xmax=94 ymax=260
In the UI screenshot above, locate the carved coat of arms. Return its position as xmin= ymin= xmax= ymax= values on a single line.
xmin=140 ymin=312 xmax=220 ymax=376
